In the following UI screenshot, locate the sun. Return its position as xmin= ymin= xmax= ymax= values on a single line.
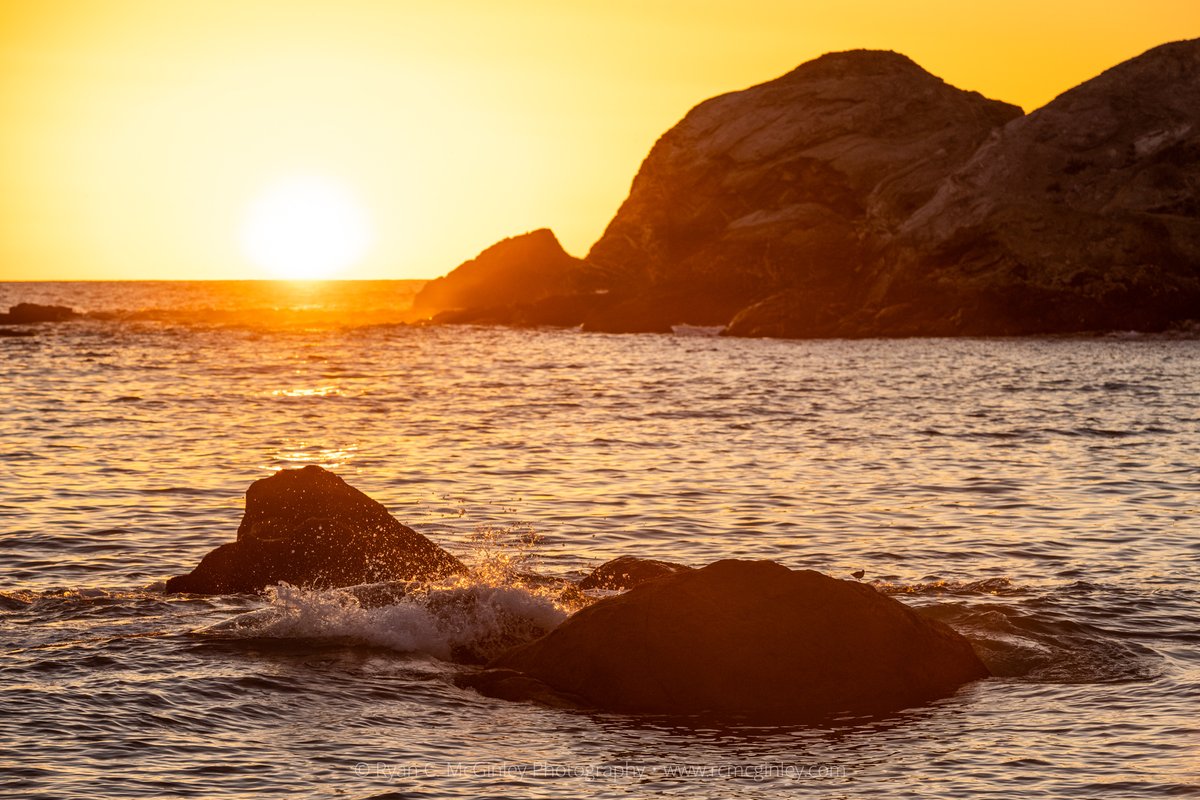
xmin=241 ymin=175 xmax=372 ymax=280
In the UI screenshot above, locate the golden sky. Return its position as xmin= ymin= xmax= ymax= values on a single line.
xmin=1 ymin=0 xmax=1196 ymax=280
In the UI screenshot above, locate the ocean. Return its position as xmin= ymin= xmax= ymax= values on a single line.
xmin=1 ymin=281 xmax=1196 ymax=798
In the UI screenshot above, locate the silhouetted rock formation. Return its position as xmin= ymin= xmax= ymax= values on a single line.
xmin=858 ymin=38 xmax=1200 ymax=336
xmin=422 ymin=41 xmax=1200 ymax=337
xmin=464 ymin=560 xmax=989 ymax=720
xmin=577 ymin=555 xmax=691 ymax=590
xmin=412 ymin=229 xmax=597 ymax=321
xmin=165 ymin=466 xmax=463 ymax=594
xmin=0 ymin=303 xmax=80 ymax=324
xmin=586 ymin=50 xmax=1021 ymax=333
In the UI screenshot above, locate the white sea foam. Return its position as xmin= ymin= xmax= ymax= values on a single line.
xmin=202 ymin=580 xmax=568 ymax=662
xmin=200 ymin=524 xmax=572 ymax=662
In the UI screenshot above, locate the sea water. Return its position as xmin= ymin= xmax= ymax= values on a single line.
xmin=0 ymin=281 xmax=1196 ymax=798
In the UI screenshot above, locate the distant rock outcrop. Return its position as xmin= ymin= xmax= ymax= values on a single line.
xmin=412 ymin=229 xmax=596 ymax=322
xmin=165 ymin=466 xmax=463 ymax=594
xmin=422 ymin=41 xmax=1200 ymax=337
xmin=463 ymin=560 xmax=989 ymax=720
xmin=0 ymin=303 xmax=80 ymax=325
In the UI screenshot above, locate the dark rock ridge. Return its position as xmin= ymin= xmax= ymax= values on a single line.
xmin=419 ymin=41 xmax=1200 ymax=337
xmin=165 ymin=465 xmax=464 ymax=594
xmin=464 ymin=559 xmax=989 ymax=720
xmin=411 ymin=228 xmax=600 ymax=324
xmin=0 ymin=303 xmax=80 ymax=325
xmin=577 ymin=555 xmax=691 ymax=590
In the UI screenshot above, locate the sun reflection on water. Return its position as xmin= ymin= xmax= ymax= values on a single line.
xmin=263 ymin=442 xmax=359 ymax=470
xmin=270 ymin=385 xmax=344 ymax=398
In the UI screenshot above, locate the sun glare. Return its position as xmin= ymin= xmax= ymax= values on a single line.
xmin=241 ymin=175 xmax=372 ymax=280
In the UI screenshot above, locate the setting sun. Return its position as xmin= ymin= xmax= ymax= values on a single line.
xmin=241 ymin=175 xmax=372 ymax=280
xmin=2 ymin=1 xmax=1195 ymax=280
xmin=1 ymin=2 xmax=1197 ymax=798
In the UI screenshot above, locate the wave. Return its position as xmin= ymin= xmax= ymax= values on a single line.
xmin=918 ymin=600 xmax=1159 ymax=684
xmin=198 ymin=579 xmax=569 ymax=664
xmin=194 ymin=570 xmax=1161 ymax=685
xmin=865 ymin=577 xmax=1161 ymax=683
xmin=0 ymin=587 xmax=179 ymax=616
xmin=5 ymin=559 xmax=1164 ymax=687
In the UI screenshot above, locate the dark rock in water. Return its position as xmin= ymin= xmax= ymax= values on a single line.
xmin=585 ymin=50 xmax=1022 ymax=334
xmin=0 ymin=303 xmax=80 ymax=325
xmin=468 ymin=560 xmax=989 ymax=720
xmin=165 ymin=466 xmax=463 ymax=594
xmin=577 ymin=555 xmax=691 ymax=590
xmin=412 ymin=229 xmax=598 ymax=320
xmin=0 ymin=328 xmax=37 ymax=338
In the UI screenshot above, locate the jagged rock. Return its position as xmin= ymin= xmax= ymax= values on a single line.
xmin=585 ymin=50 xmax=1021 ymax=333
xmin=412 ymin=229 xmax=596 ymax=319
xmin=466 ymin=560 xmax=989 ymax=720
xmin=0 ymin=303 xmax=80 ymax=324
xmin=165 ymin=466 xmax=463 ymax=594
xmin=577 ymin=555 xmax=691 ymax=590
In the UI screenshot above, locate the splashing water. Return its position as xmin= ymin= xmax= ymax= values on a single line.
xmin=463 ymin=523 xmax=545 ymax=587
xmin=199 ymin=523 xmax=577 ymax=662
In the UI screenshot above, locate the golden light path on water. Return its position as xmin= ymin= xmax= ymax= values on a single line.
xmin=264 ymin=441 xmax=360 ymax=471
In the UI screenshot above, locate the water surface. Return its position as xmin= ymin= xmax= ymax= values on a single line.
xmin=1 ymin=282 xmax=1197 ymax=798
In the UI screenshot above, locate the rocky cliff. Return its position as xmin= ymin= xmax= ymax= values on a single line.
xmin=419 ymin=41 xmax=1200 ymax=337
xmin=585 ymin=49 xmax=1022 ymax=332
xmin=854 ymin=38 xmax=1200 ymax=336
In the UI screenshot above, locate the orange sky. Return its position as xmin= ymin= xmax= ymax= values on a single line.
xmin=1 ymin=0 xmax=1197 ymax=280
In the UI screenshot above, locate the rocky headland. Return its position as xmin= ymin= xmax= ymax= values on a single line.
xmin=415 ymin=40 xmax=1200 ymax=337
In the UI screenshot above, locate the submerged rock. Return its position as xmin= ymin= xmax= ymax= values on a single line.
xmin=165 ymin=466 xmax=463 ymax=594
xmin=577 ymin=555 xmax=691 ymax=590
xmin=0 ymin=303 xmax=80 ymax=324
xmin=467 ymin=560 xmax=989 ymax=720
